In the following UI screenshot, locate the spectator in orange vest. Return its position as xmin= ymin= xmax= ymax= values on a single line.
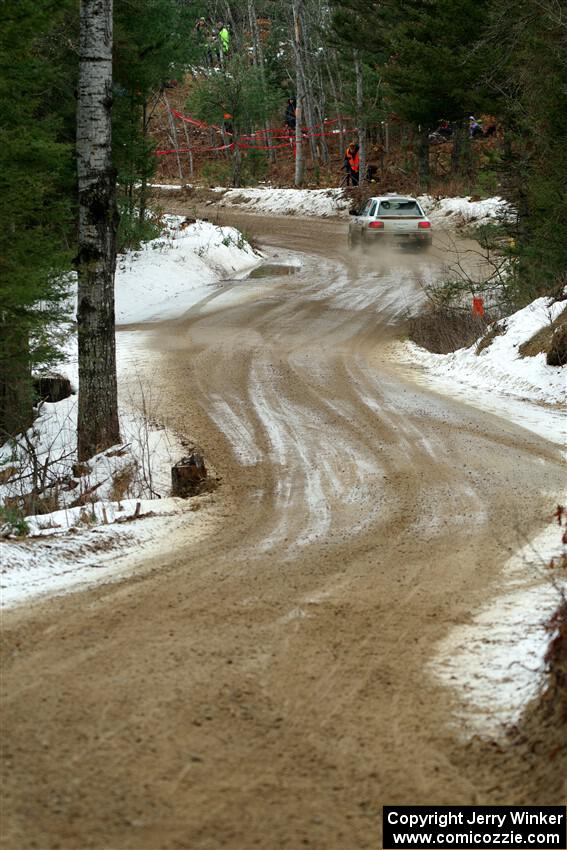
xmin=344 ymin=141 xmax=360 ymax=186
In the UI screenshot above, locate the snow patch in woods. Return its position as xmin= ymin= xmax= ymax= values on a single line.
xmin=0 ymin=390 xmax=183 ymax=515
xmin=396 ymin=295 xmax=567 ymax=445
xmin=432 ymin=521 xmax=566 ymax=737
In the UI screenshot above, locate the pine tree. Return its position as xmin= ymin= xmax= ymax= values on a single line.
xmin=189 ymin=55 xmax=279 ymax=187
xmin=484 ymin=0 xmax=567 ymax=301
xmin=113 ymin=0 xmax=201 ymax=238
xmin=0 ymin=1 xmax=74 ymax=436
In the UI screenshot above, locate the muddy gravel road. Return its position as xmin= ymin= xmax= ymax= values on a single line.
xmin=2 ymin=210 xmax=566 ymax=850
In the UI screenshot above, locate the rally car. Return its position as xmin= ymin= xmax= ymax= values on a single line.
xmin=348 ymin=194 xmax=433 ymax=249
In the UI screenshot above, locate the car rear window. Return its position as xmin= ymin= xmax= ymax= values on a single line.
xmin=377 ymin=200 xmax=422 ymax=216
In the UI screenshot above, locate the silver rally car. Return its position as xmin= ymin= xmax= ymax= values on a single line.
xmin=348 ymin=194 xmax=432 ymax=249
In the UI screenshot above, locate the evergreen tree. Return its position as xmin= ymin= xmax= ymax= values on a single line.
xmin=113 ymin=0 xmax=202 ymax=239
xmin=0 ymin=1 xmax=74 ymax=436
xmin=189 ymin=55 xmax=280 ymax=186
xmin=485 ymin=0 xmax=567 ymax=302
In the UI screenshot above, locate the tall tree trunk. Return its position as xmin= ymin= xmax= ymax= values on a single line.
xmin=417 ymin=128 xmax=430 ymax=186
xmin=354 ymin=51 xmax=366 ymax=185
xmin=314 ymin=64 xmax=329 ymax=164
xmin=298 ymin=8 xmax=319 ymax=166
xmin=163 ymin=92 xmax=184 ymax=181
xmin=232 ymin=136 xmax=242 ymax=187
xmin=451 ymin=122 xmax=467 ymax=175
xmin=76 ymin=0 xmax=120 ymax=461
xmin=248 ymin=0 xmax=275 ymax=164
xmin=325 ymin=54 xmax=344 ymax=165
xmin=181 ymin=120 xmax=194 ymax=178
xmin=292 ymin=0 xmax=305 ymax=187
xmin=139 ymin=99 xmax=148 ymax=225
xmin=0 ymin=326 xmax=33 ymax=438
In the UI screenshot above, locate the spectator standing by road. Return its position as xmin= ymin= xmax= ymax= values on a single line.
xmin=218 ymin=24 xmax=230 ymax=60
xmin=344 ymin=141 xmax=360 ymax=186
xmin=284 ymin=98 xmax=296 ymax=133
xmin=469 ymin=115 xmax=483 ymax=138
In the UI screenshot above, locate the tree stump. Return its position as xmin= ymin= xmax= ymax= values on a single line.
xmin=171 ymin=453 xmax=207 ymax=497
xmin=34 ymin=374 xmax=73 ymax=403
xmin=547 ymin=323 xmax=567 ymax=367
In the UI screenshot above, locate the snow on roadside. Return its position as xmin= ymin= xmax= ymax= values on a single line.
xmin=385 ymin=277 xmax=566 ymax=733
xmin=432 ymin=520 xmax=566 ymax=737
xmin=396 ymin=295 xmax=566 ymax=445
xmin=402 ymin=291 xmax=566 ymax=733
xmin=115 ymin=216 xmax=261 ymax=324
xmin=1 ymin=494 xmax=220 ymax=609
xmin=213 ymin=186 xmax=350 ymax=218
xmin=0 ymin=391 xmax=183 ymax=516
xmin=150 ymin=184 xmax=511 ymax=226
xmin=217 ymin=188 xmax=511 ymax=226
xmin=418 ymin=195 xmax=513 ymax=228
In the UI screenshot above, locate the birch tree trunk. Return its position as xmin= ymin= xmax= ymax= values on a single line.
xmin=76 ymin=0 xmax=120 ymax=461
xmin=163 ymin=92 xmax=184 ymax=181
xmin=292 ymin=0 xmax=305 ymax=187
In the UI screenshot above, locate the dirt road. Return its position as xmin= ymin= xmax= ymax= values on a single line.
xmin=2 ymin=212 xmax=566 ymax=849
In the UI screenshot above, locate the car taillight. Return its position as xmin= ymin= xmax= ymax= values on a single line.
xmin=418 ymin=221 xmax=431 ymax=229
xmin=368 ymin=220 xmax=384 ymax=229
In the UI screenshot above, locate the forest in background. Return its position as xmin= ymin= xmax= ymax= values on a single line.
xmin=1 ymin=0 xmax=566 ymax=442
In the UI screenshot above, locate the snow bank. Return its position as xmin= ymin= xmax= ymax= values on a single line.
xmin=401 ymin=296 xmax=567 ymax=408
xmin=432 ymin=521 xmax=566 ymax=737
xmin=215 ymin=188 xmax=509 ymax=225
xmin=115 ymin=216 xmax=261 ymax=324
xmin=215 ymin=186 xmax=350 ymax=218
xmin=0 ymin=495 xmax=218 ymax=608
xmin=419 ymin=195 xmax=513 ymax=228
xmin=150 ymin=186 xmax=511 ymax=226
xmin=0 ymin=391 xmax=183 ymax=519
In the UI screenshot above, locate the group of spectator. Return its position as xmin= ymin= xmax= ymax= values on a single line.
xmin=195 ymin=17 xmax=230 ymax=65
xmin=430 ymin=115 xmax=497 ymax=143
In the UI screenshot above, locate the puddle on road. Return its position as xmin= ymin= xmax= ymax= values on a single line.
xmin=248 ymin=263 xmax=299 ymax=278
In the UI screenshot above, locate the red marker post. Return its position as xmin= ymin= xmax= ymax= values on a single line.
xmin=472 ymin=296 xmax=484 ymax=317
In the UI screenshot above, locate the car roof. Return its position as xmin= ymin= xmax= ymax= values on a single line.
xmin=369 ymin=195 xmax=419 ymax=203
